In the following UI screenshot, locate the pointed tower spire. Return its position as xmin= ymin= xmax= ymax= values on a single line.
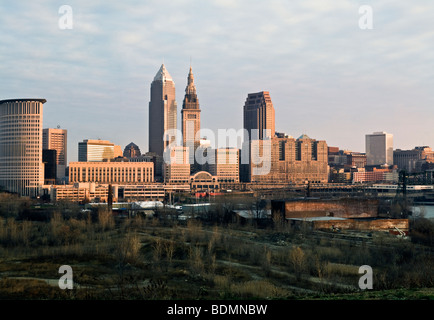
xmin=185 ymin=66 xmax=196 ymax=95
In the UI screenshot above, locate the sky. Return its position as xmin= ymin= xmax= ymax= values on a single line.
xmin=1 ymin=0 xmax=433 ymax=163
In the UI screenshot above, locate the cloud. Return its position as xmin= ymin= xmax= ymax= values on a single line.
xmin=1 ymin=0 xmax=434 ymax=161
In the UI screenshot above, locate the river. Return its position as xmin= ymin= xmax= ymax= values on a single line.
xmin=411 ymin=204 xmax=434 ymax=219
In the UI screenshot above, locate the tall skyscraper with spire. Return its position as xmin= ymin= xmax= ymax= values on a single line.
xmin=149 ymin=64 xmax=177 ymax=158
xmin=181 ymin=66 xmax=201 ymax=163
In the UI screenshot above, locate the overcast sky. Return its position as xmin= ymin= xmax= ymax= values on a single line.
xmin=1 ymin=0 xmax=433 ymax=162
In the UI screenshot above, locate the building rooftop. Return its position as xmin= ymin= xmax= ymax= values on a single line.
xmin=287 ymin=217 xmax=347 ymax=222
xmin=80 ymin=139 xmax=114 ymax=145
xmin=0 ymin=98 xmax=46 ymax=104
xmin=153 ymin=64 xmax=173 ymax=82
xmin=298 ymin=134 xmax=311 ymax=140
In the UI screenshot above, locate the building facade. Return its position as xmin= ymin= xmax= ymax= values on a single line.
xmin=49 ymin=182 xmax=191 ymax=203
xmin=123 ymin=142 xmax=141 ymax=159
xmin=163 ymin=146 xmax=191 ymax=184
xmin=43 ymin=128 xmax=67 ymax=180
xmin=78 ymin=139 xmax=121 ymax=162
xmin=248 ymin=134 xmax=329 ymax=184
xmin=347 ymin=152 xmax=367 ymax=168
xmin=208 ymin=148 xmax=240 ymax=183
xmin=181 ymin=67 xmax=201 ymax=157
xmin=366 ymin=132 xmax=393 ymax=166
xmin=243 ymin=91 xmax=275 ymax=141
xmin=42 ymin=149 xmax=57 ymax=185
xmin=190 ymin=171 xmax=219 ymax=191
xmin=353 ymin=168 xmax=398 ymax=183
xmin=50 ymin=182 xmax=109 ymax=203
xmin=0 ymin=99 xmax=46 ymax=197
xmin=69 ymin=161 xmax=154 ymax=184
xmin=393 ymin=146 xmax=434 ymax=173
xmin=149 ymin=64 xmax=177 ymax=157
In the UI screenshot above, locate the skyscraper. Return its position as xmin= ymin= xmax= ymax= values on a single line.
xmin=366 ymin=132 xmax=393 ymax=166
xmin=181 ymin=66 xmax=201 ymax=150
xmin=243 ymin=91 xmax=275 ymax=142
xmin=43 ymin=127 xmax=67 ymax=180
xmin=123 ymin=142 xmax=141 ymax=159
xmin=0 ymin=99 xmax=46 ymax=197
xmin=42 ymin=149 xmax=57 ymax=185
xmin=149 ymin=64 xmax=177 ymax=157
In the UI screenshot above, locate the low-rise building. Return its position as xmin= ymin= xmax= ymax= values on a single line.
xmin=352 ymin=167 xmax=398 ymax=183
xmin=49 ymin=182 xmax=191 ymax=203
xmin=50 ymin=182 xmax=109 ymax=203
xmin=69 ymin=161 xmax=154 ymax=184
xmin=394 ymin=146 xmax=434 ymax=173
xmin=163 ymin=146 xmax=191 ymax=184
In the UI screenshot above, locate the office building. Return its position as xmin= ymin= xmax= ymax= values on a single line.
xmin=149 ymin=64 xmax=177 ymax=157
xmin=394 ymin=146 xmax=434 ymax=173
xmin=50 ymin=183 xmax=109 ymax=203
xmin=248 ymin=134 xmax=329 ymax=184
xmin=123 ymin=142 xmax=141 ymax=159
xmin=78 ymin=139 xmax=120 ymax=162
xmin=347 ymin=152 xmax=367 ymax=168
xmin=208 ymin=148 xmax=240 ymax=183
xmin=42 ymin=149 xmax=57 ymax=185
xmin=49 ymin=182 xmax=190 ymax=203
xmin=366 ymin=132 xmax=393 ymax=166
xmin=114 ymin=145 xmax=123 ymax=158
xmin=181 ymin=66 xmax=201 ymax=158
xmin=0 ymin=99 xmax=46 ymax=197
xmin=69 ymin=161 xmax=154 ymax=184
xmin=243 ymin=91 xmax=275 ymax=142
xmin=43 ymin=127 xmax=67 ymax=180
xmin=328 ymin=148 xmax=366 ymax=169
xmin=353 ymin=167 xmax=398 ymax=183
xmin=163 ymin=146 xmax=191 ymax=184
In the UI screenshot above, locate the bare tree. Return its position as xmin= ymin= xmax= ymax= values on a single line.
xmin=289 ymin=246 xmax=306 ymax=280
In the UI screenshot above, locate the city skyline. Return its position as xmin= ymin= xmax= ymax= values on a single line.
xmin=1 ymin=1 xmax=434 ymax=163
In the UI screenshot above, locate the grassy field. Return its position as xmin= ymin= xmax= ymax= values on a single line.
xmin=0 ymin=199 xmax=433 ymax=300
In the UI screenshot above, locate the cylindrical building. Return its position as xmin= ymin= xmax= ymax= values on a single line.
xmin=0 ymin=99 xmax=46 ymax=197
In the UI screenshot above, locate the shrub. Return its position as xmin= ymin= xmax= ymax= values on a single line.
xmin=229 ymin=280 xmax=289 ymax=299
xmin=289 ymin=246 xmax=306 ymax=277
xmin=97 ymin=209 xmax=115 ymax=231
xmin=411 ymin=218 xmax=434 ymax=246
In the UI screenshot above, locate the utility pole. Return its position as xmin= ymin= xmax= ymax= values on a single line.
xmin=108 ymin=184 xmax=113 ymax=212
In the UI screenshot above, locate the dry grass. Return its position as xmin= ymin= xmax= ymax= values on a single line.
xmin=212 ymin=275 xmax=290 ymax=299
xmin=0 ymin=203 xmax=433 ymax=300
